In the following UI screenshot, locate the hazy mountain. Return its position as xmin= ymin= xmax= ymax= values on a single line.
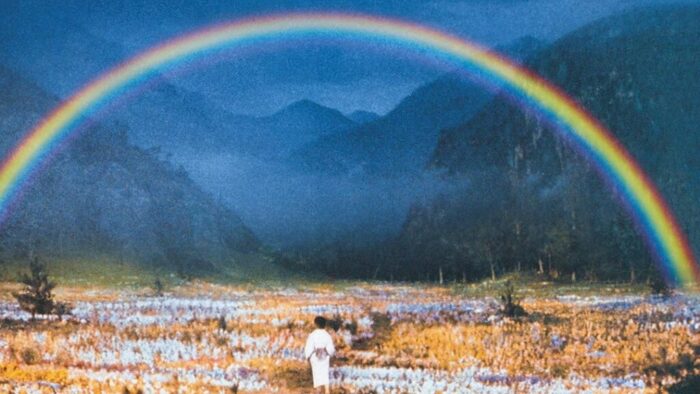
xmin=347 ymin=110 xmax=380 ymax=124
xmin=0 ymin=11 xmax=357 ymax=165
xmin=208 ymin=99 xmax=357 ymax=160
xmin=393 ymin=5 xmax=700 ymax=282
xmin=0 ymin=65 xmax=57 ymax=156
xmin=291 ymin=36 xmax=546 ymax=176
xmin=101 ymin=83 xmax=358 ymax=162
xmin=0 ymin=65 xmax=269 ymax=277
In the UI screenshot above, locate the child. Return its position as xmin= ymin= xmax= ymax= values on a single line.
xmin=304 ymin=316 xmax=336 ymax=393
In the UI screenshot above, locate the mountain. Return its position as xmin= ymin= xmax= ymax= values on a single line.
xmin=270 ymin=99 xmax=356 ymax=133
xmin=113 ymin=90 xmax=358 ymax=163
xmin=347 ymin=110 xmax=380 ymax=124
xmin=290 ymin=36 xmax=546 ymax=176
xmin=0 ymin=9 xmax=357 ymax=166
xmin=0 ymin=65 xmax=272 ymax=278
xmin=0 ymin=66 xmax=56 ymax=156
xmin=393 ymin=5 xmax=700 ymax=282
xmin=210 ymin=99 xmax=357 ymax=160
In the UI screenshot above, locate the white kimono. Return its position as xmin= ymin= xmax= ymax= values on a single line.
xmin=304 ymin=328 xmax=336 ymax=387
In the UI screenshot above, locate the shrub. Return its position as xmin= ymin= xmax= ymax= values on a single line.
xmin=498 ymin=280 xmax=527 ymax=318
xmin=153 ymin=278 xmax=164 ymax=297
xmin=218 ymin=315 xmax=227 ymax=331
xmin=215 ymin=335 xmax=229 ymax=347
xmin=122 ymin=386 xmax=144 ymax=394
xmin=344 ymin=318 xmax=359 ymax=335
xmin=668 ymin=375 xmax=700 ymax=394
xmin=54 ymin=301 xmax=73 ymax=321
xmin=268 ymin=360 xmax=312 ymax=390
xmin=21 ymin=346 xmax=40 ymax=365
xmin=649 ymin=276 xmax=673 ymax=297
xmin=328 ymin=313 xmax=343 ymax=332
xmin=13 ymin=257 xmax=56 ymax=319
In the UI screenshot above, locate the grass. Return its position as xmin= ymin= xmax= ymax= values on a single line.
xmin=1 ymin=256 xmax=696 ymax=301
xmin=0 ymin=250 xmax=304 ymax=291
xmin=449 ymin=272 xmax=658 ymax=298
xmin=0 ymin=256 xmax=165 ymax=288
xmin=2 ymin=283 xmax=696 ymax=392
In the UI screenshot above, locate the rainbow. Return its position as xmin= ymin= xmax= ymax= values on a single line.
xmin=0 ymin=13 xmax=698 ymax=286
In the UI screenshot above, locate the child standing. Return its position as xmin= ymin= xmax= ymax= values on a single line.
xmin=304 ymin=316 xmax=336 ymax=394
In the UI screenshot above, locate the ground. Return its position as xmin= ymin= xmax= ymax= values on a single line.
xmin=0 ymin=277 xmax=698 ymax=393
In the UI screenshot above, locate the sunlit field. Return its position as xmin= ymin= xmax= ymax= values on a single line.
xmin=0 ymin=280 xmax=698 ymax=393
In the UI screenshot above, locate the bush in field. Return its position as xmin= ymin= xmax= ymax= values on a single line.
xmin=122 ymin=386 xmax=144 ymax=394
xmin=54 ymin=301 xmax=73 ymax=321
xmin=153 ymin=277 xmax=164 ymax=297
xmin=269 ymin=360 xmax=312 ymax=390
xmin=668 ymin=375 xmax=700 ymax=394
xmin=20 ymin=346 xmax=40 ymax=365
xmin=370 ymin=312 xmax=393 ymax=344
xmin=329 ymin=313 xmax=343 ymax=332
xmin=649 ymin=276 xmax=673 ymax=297
xmin=498 ymin=280 xmax=527 ymax=318
xmin=344 ymin=318 xmax=359 ymax=335
xmin=218 ymin=315 xmax=227 ymax=331
xmin=13 ymin=257 xmax=56 ymax=320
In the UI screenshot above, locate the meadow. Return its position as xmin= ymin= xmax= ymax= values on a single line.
xmin=0 ymin=279 xmax=698 ymax=393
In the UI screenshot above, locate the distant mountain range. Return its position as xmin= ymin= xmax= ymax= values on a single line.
xmin=0 ymin=10 xmax=549 ymax=254
xmin=0 ymin=65 xmax=272 ymax=278
xmin=290 ymin=36 xmax=545 ymax=176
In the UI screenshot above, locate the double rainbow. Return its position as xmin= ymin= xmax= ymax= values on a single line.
xmin=1 ymin=13 xmax=697 ymax=286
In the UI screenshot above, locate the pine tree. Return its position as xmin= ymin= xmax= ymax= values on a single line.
xmin=153 ymin=277 xmax=164 ymax=297
xmin=12 ymin=257 xmax=56 ymax=320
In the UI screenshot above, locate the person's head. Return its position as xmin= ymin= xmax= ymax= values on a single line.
xmin=314 ymin=315 xmax=327 ymax=329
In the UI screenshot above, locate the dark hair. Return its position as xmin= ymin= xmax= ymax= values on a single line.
xmin=314 ymin=316 xmax=327 ymax=328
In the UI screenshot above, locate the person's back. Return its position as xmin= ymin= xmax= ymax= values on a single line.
xmin=304 ymin=316 xmax=336 ymax=393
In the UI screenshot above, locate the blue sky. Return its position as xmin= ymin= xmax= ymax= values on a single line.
xmin=1 ymin=0 xmax=690 ymax=115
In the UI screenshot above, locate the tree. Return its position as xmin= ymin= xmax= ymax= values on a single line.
xmin=153 ymin=277 xmax=164 ymax=297
xmin=498 ymin=280 xmax=527 ymax=318
xmin=54 ymin=301 xmax=73 ymax=321
xmin=13 ymin=257 xmax=56 ymax=320
xmin=471 ymin=221 xmax=504 ymax=281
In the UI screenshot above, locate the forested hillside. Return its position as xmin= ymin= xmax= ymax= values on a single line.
xmin=394 ymin=5 xmax=700 ymax=282
xmin=0 ymin=65 xmax=267 ymax=278
xmin=292 ymin=6 xmax=700 ymax=283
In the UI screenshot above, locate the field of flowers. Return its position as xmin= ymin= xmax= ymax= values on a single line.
xmin=0 ymin=281 xmax=698 ymax=393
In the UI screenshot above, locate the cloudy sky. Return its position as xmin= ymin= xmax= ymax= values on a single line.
xmin=0 ymin=0 xmax=689 ymax=115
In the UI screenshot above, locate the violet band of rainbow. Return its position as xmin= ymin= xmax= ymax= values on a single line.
xmin=1 ymin=13 xmax=697 ymax=286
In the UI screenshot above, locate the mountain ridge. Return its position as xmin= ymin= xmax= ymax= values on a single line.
xmin=0 ymin=65 xmax=277 ymax=279
xmin=289 ymin=35 xmax=547 ymax=177
xmin=392 ymin=4 xmax=700 ymax=282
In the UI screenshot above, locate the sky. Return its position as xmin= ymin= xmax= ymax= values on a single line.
xmin=0 ymin=0 xmax=688 ymax=115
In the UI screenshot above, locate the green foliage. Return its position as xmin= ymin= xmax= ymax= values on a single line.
xmin=344 ymin=318 xmax=359 ymax=335
xmin=20 ymin=346 xmax=40 ymax=365
xmin=353 ymin=312 xmax=393 ymax=350
xmin=668 ymin=375 xmax=700 ymax=394
xmin=12 ymin=257 xmax=56 ymax=319
xmin=328 ymin=312 xmax=343 ymax=332
xmin=217 ymin=315 xmax=227 ymax=331
xmin=649 ymin=276 xmax=673 ymax=297
xmin=498 ymin=280 xmax=527 ymax=318
xmin=54 ymin=301 xmax=73 ymax=320
xmin=153 ymin=277 xmax=164 ymax=297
